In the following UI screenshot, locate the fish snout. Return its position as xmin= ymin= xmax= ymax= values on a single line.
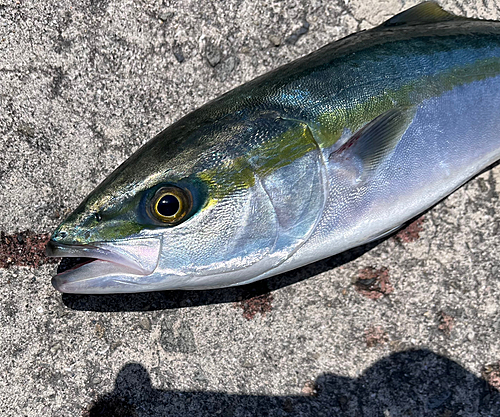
xmin=47 ymin=237 xmax=163 ymax=294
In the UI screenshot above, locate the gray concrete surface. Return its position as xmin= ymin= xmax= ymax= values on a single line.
xmin=1 ymin=0 xmax=500 ymax=415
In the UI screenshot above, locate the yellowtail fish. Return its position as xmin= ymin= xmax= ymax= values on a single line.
xmin=47 ymin=2 xmax=500 ymax=293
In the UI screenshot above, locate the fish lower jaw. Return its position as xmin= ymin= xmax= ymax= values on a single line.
xmin=46 ymin=237 xmax=162 ymax=294
xmin=52 ymin=259 xmax=152 ymax=294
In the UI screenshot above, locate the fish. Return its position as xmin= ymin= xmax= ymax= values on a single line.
xmin=46 ymin=2 xmax=500 ymax=294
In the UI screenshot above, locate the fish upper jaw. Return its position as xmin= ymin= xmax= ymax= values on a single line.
xmin=46 ymin=237 xmax=162 ymax=294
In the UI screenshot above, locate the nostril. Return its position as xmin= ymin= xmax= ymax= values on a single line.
xmin=58 ymin=231 xmax=67 ymax=239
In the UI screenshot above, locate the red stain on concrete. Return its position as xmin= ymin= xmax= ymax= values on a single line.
xmin=365 ymin=325 xmax=388 ymax=348
xmin=483 ymin=362 xmax=500 ymax=392
xmin=0 ymin=231 xmax=57 ymax=269
xmin=393 ymin=216 xmax=425 ymax=243
xmin=355 ymin=267 xmax=394 ymax=300
xmin=234 ymin=292 xmax=273 ymax=320
xmin=438 ymin=311 xmax=455 ymax=336
xmin=301 ymin=380 xmax=319 ymax=397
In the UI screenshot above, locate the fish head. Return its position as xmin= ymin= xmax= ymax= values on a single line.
xmin=48 ymin=111 xmax=326 ymax=294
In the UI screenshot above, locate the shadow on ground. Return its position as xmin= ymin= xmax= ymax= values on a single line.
xmin=83 ymin=349 xmax=500 ymax=416
xmin=61 ymin=239 xmax=381 ymax=312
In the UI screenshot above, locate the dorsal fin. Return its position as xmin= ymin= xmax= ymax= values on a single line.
xmin=380 ymin=2 xmax=469 ymax=28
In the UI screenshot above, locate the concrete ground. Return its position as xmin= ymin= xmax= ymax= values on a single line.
xmin=1 ymin=0 xmax=500 ymax=415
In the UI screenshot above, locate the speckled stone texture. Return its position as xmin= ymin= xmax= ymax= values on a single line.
xmin=1 ymin=1 xmax=500 ymax=416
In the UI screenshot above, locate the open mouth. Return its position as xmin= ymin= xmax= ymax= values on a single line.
xmin=46 ymin=237 xmax=161 ymax=294
xmin=57 ymin=257 xmax=96 ymax=274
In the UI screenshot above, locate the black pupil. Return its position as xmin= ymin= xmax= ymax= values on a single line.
xmin=157 ymin=194 xmax=180 ymax=217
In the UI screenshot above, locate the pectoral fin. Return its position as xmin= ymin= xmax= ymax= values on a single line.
xmin=330 ymin=107 xmax=415 ymax=180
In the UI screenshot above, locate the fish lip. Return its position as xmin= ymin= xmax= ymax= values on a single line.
xmin=50 ymin=259 xmax=151 ymax=294
xmin=46 ymin=240 xmax=153 ymax=275
xmin=46 ymin=237 xmax=163 ymax=293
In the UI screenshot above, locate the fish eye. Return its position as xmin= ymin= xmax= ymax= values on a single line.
xmin=150 ymin=186 xmax=192 ymax=225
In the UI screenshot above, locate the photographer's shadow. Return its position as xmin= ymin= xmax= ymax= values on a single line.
xmin=85 ymin=349 xmax=500 ymax=416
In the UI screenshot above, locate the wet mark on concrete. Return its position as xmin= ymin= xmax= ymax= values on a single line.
xmin=205 ymin=41 xmax=221 ymax=67
xmin=89 ymin=0 xmax=110 ymax=14
xmin=0 ymin=231 xmax=56 ymax=269
xmin=438 ymin=311 xmax=455 ymax=336
xmin=234 ymin=292 xmax=273 ymax=320
xmin=17 ymin=122 xmax=52 ymax=154
xmin=354 ymin=267 xmax=394 ymax=300
xmin=285 ymin=19 xmax=310 ymax=45
xmin=172 ymin=41 xmax=185 ymax=63
xmin=159 ymin=317 xmax=196 ymax=353
xmin=393 ymin=216 xmax=425 ymax=243
xmin=50 ymin=66 xmax=67 ymax=98
xmin=17 ymin=122 xmax=35 ymax=138
xmin=365 ymin=325 xmax=388 ymax=348
xmin=138 ymin=317 xmax=151 ymax=331
xmin=483 ymin=362 xmax=500 ymax=392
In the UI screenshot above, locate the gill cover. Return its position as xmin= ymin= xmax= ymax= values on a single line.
xmin=154 ymin=119 xmax=329 ymax=289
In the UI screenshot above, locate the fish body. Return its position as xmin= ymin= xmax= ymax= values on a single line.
xmin=47 ymin=3 xmax=500 ymax=293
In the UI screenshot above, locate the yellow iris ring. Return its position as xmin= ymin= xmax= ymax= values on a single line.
xmin=150 ymin=186 xmax=191 ymax=224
